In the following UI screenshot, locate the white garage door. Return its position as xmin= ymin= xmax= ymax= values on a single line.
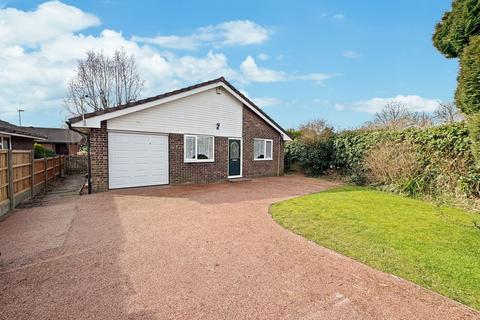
xmin=108 ymin=132 xmax=169 ymax=189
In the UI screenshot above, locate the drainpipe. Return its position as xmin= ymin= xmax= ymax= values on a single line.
xmin=66 ymin=121 xmax=92 ymax=194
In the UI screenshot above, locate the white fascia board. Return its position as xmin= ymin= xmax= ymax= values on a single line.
xmin=70 ymin=81 xmax=291 ymax=141
xmin=70 ymin=83 xmax=220 ymax=129
xmin=0 ymin=131 xmax=46 ymax=140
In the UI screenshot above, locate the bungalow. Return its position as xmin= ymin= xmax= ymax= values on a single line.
xmin=0 ymin=120 xmax=46 ymax=150
xmin=22 ymin=127 xmax=85 ymax=155
xmin=68 ymin=77 xmax=291 ymax=192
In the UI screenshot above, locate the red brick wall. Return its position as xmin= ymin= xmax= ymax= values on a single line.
xmin=88 ymin=107 xmax=285 ymax=192
xmin=169 ymin=134 xmax=228 ymax=184
xmin=68 ymin=143 xmax=80 ymax=155
xmin=242 ymin=106 xmax=284 ymax=178
xmin=90 ymin=121 xmax=108 ymax=192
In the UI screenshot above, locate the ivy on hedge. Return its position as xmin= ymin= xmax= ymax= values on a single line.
xmin=285 ymin=121 xmax=480 ymax=198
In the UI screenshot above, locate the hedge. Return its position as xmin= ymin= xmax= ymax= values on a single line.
xmin=285 ymin=121 xmax=480 ymax=200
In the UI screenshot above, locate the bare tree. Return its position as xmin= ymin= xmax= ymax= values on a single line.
xmin=298 ymin=119 xmax=334 ymax=143
xmin=433 ymin=102 xmax=463 ymax=124
xmin=372 ymin=102 xmax=413 ymax=130
xmin=65 ymin=48 xmax=144 ymax=116
xmin=369 ymin=102 xmax=433 ymax=130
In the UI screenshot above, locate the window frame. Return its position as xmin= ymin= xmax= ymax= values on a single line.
xmin=184 ymin=134 xmax=215 ymax=163
xmin=253 ymin=138 xmax=273 ymax=161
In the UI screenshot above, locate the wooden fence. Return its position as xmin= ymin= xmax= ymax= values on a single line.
xmin=66 ymin=155 xmax=88 ymax=174
xmin=0 ymin=150 xmax=65 ymax=217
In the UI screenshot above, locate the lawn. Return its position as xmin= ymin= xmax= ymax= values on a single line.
xmin=270 ymin=186 xmax=480 ymax=310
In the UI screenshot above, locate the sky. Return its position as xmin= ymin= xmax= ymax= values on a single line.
xmin=0 ymin=0 xmax=458 ymax=130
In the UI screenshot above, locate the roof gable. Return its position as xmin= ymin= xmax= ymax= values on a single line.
xmin=69 ymin=77 xmax=291 ymax=141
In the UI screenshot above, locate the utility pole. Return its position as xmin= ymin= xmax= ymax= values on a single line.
xmin=17 ymin=109 xmax=24 ymax=126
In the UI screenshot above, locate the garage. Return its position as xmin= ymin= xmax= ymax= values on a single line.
xmin=108 ymin=132 xmax=169 ymax=189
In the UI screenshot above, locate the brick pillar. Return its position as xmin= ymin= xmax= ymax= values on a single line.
xmin=90 ymin=121 xmax=108 ymax=192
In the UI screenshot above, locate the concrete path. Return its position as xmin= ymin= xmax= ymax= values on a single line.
xmin=17 ymin=174 xmax=85 ymax=208
xmin=0 ymin=176 xmax=478 ymax=319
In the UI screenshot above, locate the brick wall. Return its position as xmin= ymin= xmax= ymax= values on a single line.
xmin=169 ymin=134 xmax=228 ymax=184
xmin=242 ymin=106 xmax=284 ymax=178
xmin=90 ymin=121 xmax=108 ymax=192
xmin=87 ymin=107 xmax=285 ymax=192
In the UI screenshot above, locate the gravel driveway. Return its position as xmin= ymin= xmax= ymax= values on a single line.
xmin=0 ymin=175 xmax=478 ymax=319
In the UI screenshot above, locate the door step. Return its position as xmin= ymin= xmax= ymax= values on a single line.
xmin=227 ymin=178 xmax=251 ymax=183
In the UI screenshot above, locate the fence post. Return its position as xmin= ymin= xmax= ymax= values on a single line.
xmin=30 ymin=150 xmax=35 ymax=198
xmin=60 ymin=156 xmax=64 ymax=177
xmin=7 ymin=150 xmax=14 ymax=210
xmin=44 ymin=157 xmax=48 ymax=189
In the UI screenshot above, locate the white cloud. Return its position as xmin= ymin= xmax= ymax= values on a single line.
xmin=252 ymin=97 xmax=283 ymax=108
xmin=293 ymin=73 xmax=336 ymax=82
xmin=342 ymin=50 xmax=360 ymax=59
xmin=333 ymin=14 xmax=345 ymax=19
xmin=0 ymin=1 xmax=333 ymax=125
xmin=240 ymin=56 xmax=336 ymax=84
xmin=336 ymin=95 xmax=442 ymax=114
xmin=0 ymin=1 xmax=100 ymax=47
xmin=240 ymin=56 xmax=286 ymax=82
xmin=132 ymin=20 xmax=271 ymax=50
xmin=257 ymin=53 xmax=269 ymax=61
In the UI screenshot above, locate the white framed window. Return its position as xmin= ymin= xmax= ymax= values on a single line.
xmin=184 ymin=135 xmax=215 ymax=162
xmin=253 ymin=139 xmax=273 ymax=160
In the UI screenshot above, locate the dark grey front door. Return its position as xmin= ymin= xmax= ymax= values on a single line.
xmin=228 ymin=139 xmax=241 ymax=177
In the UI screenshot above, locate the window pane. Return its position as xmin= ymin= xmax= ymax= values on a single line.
xmin=185 ymin=136 xmax=196 ymax=159
xmin=265 ymin=140 xmax=272 ymax=159
xmin=254 ymin=140 xmax=264 ymax=159
xmin=197 ymin=136 xmax=213 ymax=160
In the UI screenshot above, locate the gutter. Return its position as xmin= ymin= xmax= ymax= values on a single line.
xmin=66 ymin=121 xmax=92 ymax=194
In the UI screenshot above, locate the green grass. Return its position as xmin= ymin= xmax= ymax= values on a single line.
xmin=270 ymin=186 xmax=480 ymax=310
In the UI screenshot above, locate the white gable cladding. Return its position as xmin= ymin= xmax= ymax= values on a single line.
xmin=107 ymin=88 xmax=243 ymax=137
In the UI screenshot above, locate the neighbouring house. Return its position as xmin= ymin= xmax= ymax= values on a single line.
xmin=0 ymin=120 xmax=46 ymax=150
xmin=22 ymin=127 xmax=85 ymax=155
xmin=68 ymin=77 xmax=291 ymax=192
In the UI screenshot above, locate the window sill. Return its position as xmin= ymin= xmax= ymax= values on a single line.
xmin=254 ymin=158 xmax=273 ymax=161
xmin=184 ymin=159 xmax=215 ymax=163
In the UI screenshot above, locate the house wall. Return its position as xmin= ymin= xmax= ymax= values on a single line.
xmin=40 ymin=143 xmax=56 ymax=152
xmin=242 ymin=106 xmax=284 ymax=178
xmin=88 ymin=102 xmax=285 ymax=192
xmin=68 ymin=143 xmax=80 ymax=155
xmin=11 ymin=137 xmax=34 ymax=150
xmin=90 ymin=121 xmax=108 ymax=193
xmin=169 ymin=134 xmax=228 ymax=184
xmin=107 ymin=88 xmax=243 ymax=137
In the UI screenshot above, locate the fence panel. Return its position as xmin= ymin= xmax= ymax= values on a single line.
xmin=46 ymin=157 xmax=55 ymax=181
xmin=33 ymin=158 xmax=46 ymax=187
xmin=0 ymin=151 xmax=8 ymax=203
xmin=0 ymin=151 xmax=68 ymax=217
xmin=12 ymin=151 xmax=32 ymax=196
xmin=66 ymin=155 xmax=88 ymax=174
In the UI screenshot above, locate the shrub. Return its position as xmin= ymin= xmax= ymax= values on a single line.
xmin=364 ymin=141 xmax=421 ymax=192
xmin=34 ymin=143 xmax=55 ymax=159
xmin=333 ymin=122 xmax=479 ymax=200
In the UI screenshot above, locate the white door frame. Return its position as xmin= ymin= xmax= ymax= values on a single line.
xmin=228 ymin=137 xmax=243 ymax=178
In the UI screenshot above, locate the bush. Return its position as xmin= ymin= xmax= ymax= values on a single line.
xmin=34 ymin=143 xmax=56 ymax=159
xmin=332 ymin=122 xmax=480 ymax=200
xmin=285 ymin=137 xmax=334 ymax=175
xmin=364 ymin=141 xmax=421 ymax=194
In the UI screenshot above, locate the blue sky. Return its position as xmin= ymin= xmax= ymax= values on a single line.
xmin=0 ymin=0 xmax=457 ymax=129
